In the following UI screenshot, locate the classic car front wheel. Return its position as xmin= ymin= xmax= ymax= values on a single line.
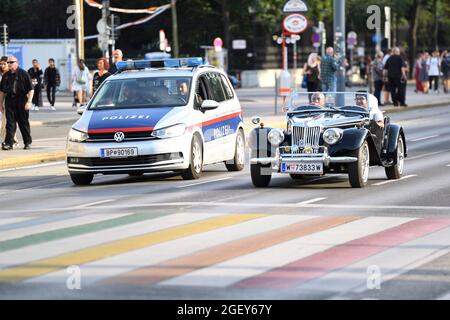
xmin=251 ymin=164 xmax=271 ymax=187
xmin=385 ymin=135 xmax=404 ymax=179
xmin=348 ymin=140 xmax=370 ymax=188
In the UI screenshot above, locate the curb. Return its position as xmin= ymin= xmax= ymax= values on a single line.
xmin=30 ymin=118 xmax=79 ymax=127
xmin=0 ymin=151 xmax=66 ymax=170
xmin=381 ymin=100 xmax=450 ymax=113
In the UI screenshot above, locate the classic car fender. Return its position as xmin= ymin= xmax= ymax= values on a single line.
xmin=385 ymin=124 xmax=407 ymax=164
xmin=328 ymin=128 xmax=372 ymax=154
xmin=248 ymin=126 xmax=274 ymax=158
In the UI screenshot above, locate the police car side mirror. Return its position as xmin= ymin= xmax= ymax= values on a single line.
xmin=201 ymin=100 xmax=219 ymax=111
xmin=77 ymin=105 xmax=86 ymax=115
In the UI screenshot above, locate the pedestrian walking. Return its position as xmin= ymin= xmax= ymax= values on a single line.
xmin=372 ymin=51 xmax=384 ymax=105
xmin=71 ymin=59 xmax=91 ymax=108
xmin=427 ymin=50 xmax=441 ymax=93
xmin=382 ymin=49 xmax=393 ymax=105
xmin=108 ymin=49 xmax=124 ymax=74
xmin=383 ymin=47 xmax=408 ymax=107
xmin=419 ymin=52 xmax=430 ymax=93
xmin=28 ymin=59 xmax=43 ymax=111
xmin=303 ymin=53 xmax=321 ymax=95
xmin=0 ymin=55 xmax=34 ymax=150
xmin=43 ymin=58 xmax=61 ymax=110
xmin=92 ymin=57 xmax=111 ymax=94
xmin=321 ymin=47 xmax=338 ymax=92
xmin=441 ymin=50 xmax=450 ymax=94
xmin=0 ymin=56 xmax=19 ymax=147
xmin=414 ymin=53 xmax=424 ymax=93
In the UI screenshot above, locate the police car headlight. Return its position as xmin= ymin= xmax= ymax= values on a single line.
xmin=323 ymin=128 xmax=343 ymax=145
xmin=68 ymin=129 xmax=89 ymax=142
xmin=151 ymin=124 xmax=186 ymax=139
xmin=268 ymin=128 xmax=285 ymax=146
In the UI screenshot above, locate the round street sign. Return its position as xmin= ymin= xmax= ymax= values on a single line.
xmin=312 ymin=33 xmax=321 ymax=43
xmin=282 ymin=13 xmax=308 ymax=34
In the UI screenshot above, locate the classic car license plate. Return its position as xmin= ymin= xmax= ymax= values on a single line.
xmin=281 ymin=162 xmax=323 ymax=174
xmin=100 ymin=147 xmax=138 ymax=158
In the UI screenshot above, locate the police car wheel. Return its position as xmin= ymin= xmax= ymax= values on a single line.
xmin=181 ymin=134 xmax=203 ymax=180
xmin=225 ymin=129 xmax=245 ymax=172
xmin=70 ymin=173 xmax=94 ymax=186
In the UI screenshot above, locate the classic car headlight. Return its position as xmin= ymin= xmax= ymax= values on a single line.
xmin=323 ymin=128 xmax=343 ymax=145
xmin=151 ymin=124 xmax=186 ymax=139
xmin=268 ymin=128 xmax=285 ymax=146
xmin=68 ymin=128 xmax=89 ymax=142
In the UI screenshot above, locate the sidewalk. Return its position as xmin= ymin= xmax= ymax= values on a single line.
xmin=1 ymin=86 xmax=449 ymax=170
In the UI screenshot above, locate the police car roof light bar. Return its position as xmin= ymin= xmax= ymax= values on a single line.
xmin=116 ymin=57 xmax=204 ymax=72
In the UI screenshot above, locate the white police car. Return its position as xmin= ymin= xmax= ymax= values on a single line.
xmin=66 ymin=58 xmax=245 ymax=185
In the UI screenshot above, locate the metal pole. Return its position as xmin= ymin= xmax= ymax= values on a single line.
xmin=334 ymin=0 xmax=346 ymax=100
xmin=282 ymin=34 xmax=287 ymax=70
xmin=111 ymin=14 xmax=115 ymax=53
xmin=275 ymin=73 xmax=278 ymax=115
xmin=171 ymin=0 xmax=179 ymax=57
xmin=102 ymin=0 xmax=110 ymax=59
xmin=2 ymin=24 xmax=7 ymax=56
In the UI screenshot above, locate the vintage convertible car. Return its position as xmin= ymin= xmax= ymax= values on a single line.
xmin=249 ymin=92 xmax=407 ymax=188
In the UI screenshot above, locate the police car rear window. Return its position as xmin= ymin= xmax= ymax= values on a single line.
xmin=89 ymin=77 xmax=191 ymax=109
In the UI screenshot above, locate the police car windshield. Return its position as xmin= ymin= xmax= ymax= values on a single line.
xmin=89 ymin=77 xmax=192 ymax=109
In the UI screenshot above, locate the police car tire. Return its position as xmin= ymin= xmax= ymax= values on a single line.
xmin=225 ymin=129 xmax=245 ymax=172
xmin=70 ymin=173 xmax=94 ymax=186
xmin=250 ymin=164 xmax=271 ymax=187
xmin=348 ymin=140 xmax=370 ymax=188
xmin=181 ymin=134 xmax=203 ymax=180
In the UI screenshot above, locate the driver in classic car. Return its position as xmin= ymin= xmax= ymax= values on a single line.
xmin=355 ymin=92 xmax=385 ymax=128
xmin=310 ymin=92 xmax=326 ymax=108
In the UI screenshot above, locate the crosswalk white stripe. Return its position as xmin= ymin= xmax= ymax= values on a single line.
xmin=0 ymin=213 xmax=221 ymax=270
xmin=160 ymin=217 xmax=416 ymax=288
xmin=0 ymin=216 xmax=35 ymax=227
xmin=27 ymin=215 xmax=316 ymax=284
xmin=0 ymin=213 xmax=133 ymax=242
xmin=299 ymin=225 xmax=450 ymax=296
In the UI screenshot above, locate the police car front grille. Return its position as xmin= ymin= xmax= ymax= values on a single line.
xmin=87 ymin=131 xmax=154 ymax=142
xmin=68 ymin=153 xmax=182 ymax=167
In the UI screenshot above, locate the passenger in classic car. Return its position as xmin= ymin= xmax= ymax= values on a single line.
xmin=309 ymin=92 xmax=325 ymax=108
xmin=355 ymin=92 xmax=385 ymax=128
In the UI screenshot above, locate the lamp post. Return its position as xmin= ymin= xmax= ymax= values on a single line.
xmin=334 ymin=0 xmax=346 ymax=97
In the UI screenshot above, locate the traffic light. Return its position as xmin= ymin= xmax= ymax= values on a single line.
xmin=0 ymin=24 xmax=9 ymax=46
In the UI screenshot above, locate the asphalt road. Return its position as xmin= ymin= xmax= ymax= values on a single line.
xmin=0 ymin=104 xmax=449 ymax=300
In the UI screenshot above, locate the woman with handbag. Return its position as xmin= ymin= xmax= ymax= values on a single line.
xmin=303 ymin=53 xmax=321 ymax=97
xmin=71 ymin=59 xmax=91 ymax=108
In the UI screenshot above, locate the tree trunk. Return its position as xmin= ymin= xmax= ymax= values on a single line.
xmin=220 ymin=0 xmax=231 ymax=50
xmin=408 ymin=0 xmax=421 ymax=78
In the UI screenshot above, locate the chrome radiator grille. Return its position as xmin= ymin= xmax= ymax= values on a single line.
xmin=291 ymin=125 xmax=322 ymax=153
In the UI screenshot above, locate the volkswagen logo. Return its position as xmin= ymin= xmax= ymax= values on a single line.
xmin=114 ymin=131 xmax=125 ymax=142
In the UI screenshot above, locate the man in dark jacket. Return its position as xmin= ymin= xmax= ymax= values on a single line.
xmin=43 ymin=58 xmax=61 ymax=110
xmin=383 ymin=47 xmax=408 ymax=107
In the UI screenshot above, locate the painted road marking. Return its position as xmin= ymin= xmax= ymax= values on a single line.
xmin=0 ymin=213 xmax=220 ymax=270
xmin=0 ymin=214 xmax=263 ymax=282
xmin=0 ymin=161 xmax=65 ymax=173
xmin=76 ymin=199 xmax=116 ymax=208
xmin=1 ymin=201 xmax=449 ymax=214
xmin=176 ymin=177 xmax=232 ymax=188
xmin=296 ymin=197 xmax=327 ymax=205
xmin=29 ymin=215 xmax=313 ymax=285
xmin=372 ymin=174 xmax=417 ymax=186
xmin=410 ymin=135 xmax=439 ymax=142
xmin=236 ymin=218 xmax=450 ymax=289
xmin=406 ymin=149 xmax=450 ymax=161
xmin=161 ymin=217 xmax=414 ymax=288
xmin=0 ymin=181 xmax=67 ymax=196
xmin=0 ymin=212 xmax=133 ymax=243
xmin=0 ymin=217 xmax=35 ymax=227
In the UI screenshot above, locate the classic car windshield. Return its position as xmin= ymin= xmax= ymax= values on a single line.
xmin=89 ymin=77 xmax=192 ymax=109
xmin=289 ymin=92 xmax=374 ymax=113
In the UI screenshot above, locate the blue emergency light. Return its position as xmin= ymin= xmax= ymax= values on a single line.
xmin=116 ymin=57 xmax=204 ymax=72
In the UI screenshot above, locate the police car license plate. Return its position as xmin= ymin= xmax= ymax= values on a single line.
xmin=101 ymin=147 xmax=138 ymax=158
xmin=281 ymin=162 xmax=323 ymax=174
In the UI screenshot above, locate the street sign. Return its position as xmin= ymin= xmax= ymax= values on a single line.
xmin=347 ymin=31 xmax=357 ymax=49
xmin=372 ymin=33 xmax=382 ymax=44
xmin=282 ymin=13 xmax=308 ymax=34
xmin=283 ymin=0 xmax=308 ymax=13
xmin=232 ymin=39 xmax=247 ymax=50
